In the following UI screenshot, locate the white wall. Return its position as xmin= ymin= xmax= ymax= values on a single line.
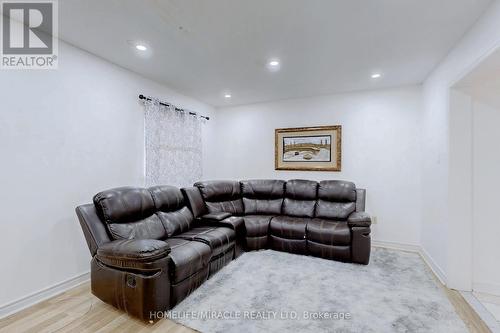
xmin=456 ymin=55 xmax=500 ymax=296
xmin=205 ymin=87 xmax=422 ymax=246
xmin=0 ymin=40 xmax=214 ymax=312
xmin=445 ymin=88 xmax=500 ymax=297
xmin=448 ymin=90 xmax=473 ymax=290
xmin=420 ymin=83 xmax=450 ymax=283
xmin=421 ymin=1 xmax=500 ymax=289
xmin=472 ymin=101 xmax=500 ymax=296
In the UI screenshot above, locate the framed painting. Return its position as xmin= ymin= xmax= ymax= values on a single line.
xmin=275 ymin=125 xmax=342 ymax=171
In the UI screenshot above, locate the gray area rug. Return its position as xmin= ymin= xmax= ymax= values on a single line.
xmin=171 ymin=248 xmax=468 ymax=333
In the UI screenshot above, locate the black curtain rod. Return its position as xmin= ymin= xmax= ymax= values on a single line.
xmin=139 ymin=94 xmax=210 ymax=120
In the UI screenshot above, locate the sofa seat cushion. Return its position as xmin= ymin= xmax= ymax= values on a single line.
xmin=202 ymin=216 xmax=245 ymax=238
xmin=306 ymin=219 xmax=351 ymax=246
xmin=174 ymin=227 xmax=235 ymax=257
xmin=270 ymin=216 xmax=310 ymax=240
xmin=244 ymin=215 xmax=274 ymax=237
xmin=202 ymin=212 xmax=232 ymax=221
xmin=167 ymin=238 xmax=211 ymax=284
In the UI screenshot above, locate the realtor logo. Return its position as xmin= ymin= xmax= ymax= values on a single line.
xmin=1 ymin=0 xmax=58 ymax=69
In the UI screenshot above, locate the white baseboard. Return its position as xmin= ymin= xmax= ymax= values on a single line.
xmin=373 ymin=240 xmax=448 ymax=286
xmin=418 ymin=247 xmax=447 ymax=286
xmin=473 ymin=282 xmax=500 ymax=297
xmin=372 ymin=240 xmax=420 ymax=253
xmin=0 ymin=271 xmax=90 ymax=319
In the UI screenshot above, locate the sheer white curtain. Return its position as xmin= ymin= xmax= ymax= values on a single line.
xmin=144 ymin=98 xmax=203 ymax=187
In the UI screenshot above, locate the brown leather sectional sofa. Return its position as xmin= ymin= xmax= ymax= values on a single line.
xmin=76 ymin=179 xmax=371 ymax=321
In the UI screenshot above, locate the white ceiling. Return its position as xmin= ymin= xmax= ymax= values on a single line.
xmin=59 ymin=0 xmax=492 ymax=107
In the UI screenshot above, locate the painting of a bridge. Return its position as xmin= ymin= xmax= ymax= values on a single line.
xmin=275 ymin=125 xmax=341 ymax=171
xmin=283 ymin=135 xmax=331 ymax=162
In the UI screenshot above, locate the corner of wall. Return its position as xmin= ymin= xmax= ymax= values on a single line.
xmin=419 ymin=0 xmax=500 ymax=289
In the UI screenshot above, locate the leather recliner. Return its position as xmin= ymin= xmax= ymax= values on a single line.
xmin=188 ymin=179 xmax=371 ymax=264
xmin=76 ymin=185 xmax=243 ymax=321
xmin=76 ymin=179 xmax=371 ymax=321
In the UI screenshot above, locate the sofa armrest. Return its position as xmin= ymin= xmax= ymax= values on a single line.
xmin=347 ymin=212 xmax=372 ymax=228
xmin=96 ymin=239 xmax=170 ymax=271
xmin=202 ymin=212 xmax=232 ymax=222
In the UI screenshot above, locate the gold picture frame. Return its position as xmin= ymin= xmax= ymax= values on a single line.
xmin=275 ymin=125 xmax=342 ymax=171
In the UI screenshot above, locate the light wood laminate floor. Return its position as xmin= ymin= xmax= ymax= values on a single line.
xmin=0 ymin=283 xmax=195 ymax=333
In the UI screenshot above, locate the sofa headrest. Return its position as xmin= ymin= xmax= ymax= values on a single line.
xmin=318 ymin=180 xmax=356 ymax=202
xmin=93 ymin=187 xmax=155 ymax=224
xmin=194 ymin=180 xmax=241 ymax=201
xmin=241 ymin=179 xmax=285 ymax=199
xmin=285 ymin=179 xmax=318 ymax=200
xmin=149 ymin=185 xmax=185 ymax=212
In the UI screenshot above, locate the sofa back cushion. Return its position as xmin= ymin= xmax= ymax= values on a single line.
xmin=282 ymin=179 xmax=318 ymax=217
xmin=241 ymin=179 xmax=285 ymax=215
xmin=93 ymin=187 xmax=166 ymax=240
xmin=194 ymin=180 xmax=244 ymax=215
xmin=149 ymin=185 xmax=194 ymax=237
xmin=315 ymin=180 xmax=356 ymax=220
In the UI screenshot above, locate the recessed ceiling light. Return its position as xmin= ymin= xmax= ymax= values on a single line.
xmin=136 ymin=44 xmax=147 ymax=51
xmin=266 ymin=59 xmax=281 ymax=72
xmin=371 ymin=73 xmax=382 ymax=79
xmin=224 ymin=93 xmax=232 ymax=99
